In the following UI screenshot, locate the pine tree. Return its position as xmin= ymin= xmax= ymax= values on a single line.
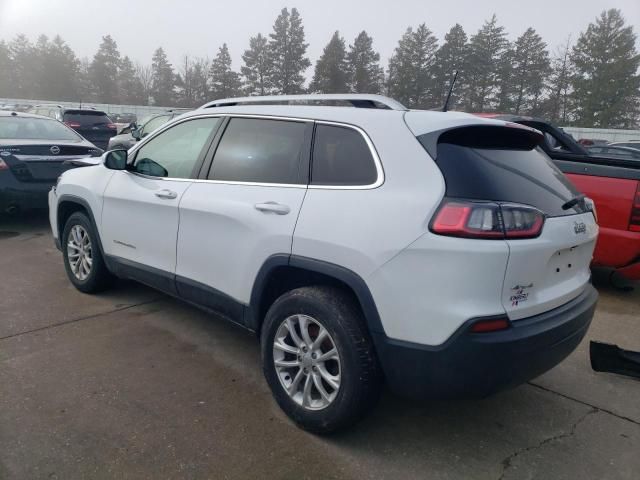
xmin=241 ymin=34 xmax=271 ymax=95
xmin=90 ymin=35 xmax=121 ymax=103
xmin=571 ymin=9 xmax=640 ymax=128
xmin=150 ymin=47 xmax=176 ymax=106
xmin=35 ymin=35 xmax=81 ymax=101
xmin=495 ymin=44 xmax=515 ymax=112
xmin=508 ymin=28 xmax=551 ymax=114
xmin=8 ymin=35 xmax=38 ymax=99
xmin=309 ymin=31 xmax=348 ymax=93
xmin=465 ymin=15 xmax=510 ymax=111
xmin=433 ymin=24 xmax=468 ymax=109
xmin=388 ymin=24 xmax=438 ymax=108
xmin=346 ymin=31 xmax=384 ymax=94
xmin=119 ymin=56 xmax=145 ymax=105
xmin=209 ymin=43 xmax=242 ymax=99
xmin=268 ymin=7 xmax=311 ymax=94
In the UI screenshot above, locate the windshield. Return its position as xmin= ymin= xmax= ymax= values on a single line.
xmin=0 ymin=116 xmax=81 ymax=141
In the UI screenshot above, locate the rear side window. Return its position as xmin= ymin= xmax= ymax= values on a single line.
xmin=311 ymin=124 xmax=377 ymax=186
xmin=209 ymin=118 xmax=307 ymax=184
xmin=420 ymin=127 xmax=586 ymax=217
xmin=63 ymin=111 xmax=111 ymax=126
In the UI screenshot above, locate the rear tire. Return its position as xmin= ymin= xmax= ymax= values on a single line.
xmin=62 ymin=211 xmax=114 ymax=293
xmin=261 ymin=286 xmax=381 ymax=434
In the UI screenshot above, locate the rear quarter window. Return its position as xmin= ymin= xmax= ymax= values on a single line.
xmin=311 ymin=124 xmax=378 ymax=186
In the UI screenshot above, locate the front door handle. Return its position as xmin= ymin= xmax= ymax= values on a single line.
xmin=254 ymin=202 xmax=291 ymax=215
xmin=155 ymin=189 xmax=178 ymax=200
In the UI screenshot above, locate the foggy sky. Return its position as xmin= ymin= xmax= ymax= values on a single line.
xmin=0 ymin=0 xmax=638 ymax=76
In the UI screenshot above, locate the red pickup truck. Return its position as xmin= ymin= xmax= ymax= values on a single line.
xmin=476 ymin=114 xmax=640 ymax=282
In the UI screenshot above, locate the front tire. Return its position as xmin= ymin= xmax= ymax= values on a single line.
xmin=62 ymin=211 xmax=114 ymax=293
xmin=261 ymin=286 xmax=381 ymax=434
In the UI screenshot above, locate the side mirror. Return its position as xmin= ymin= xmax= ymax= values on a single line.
xmin=131 ymin=128 xmax=141 ymax=140
xmin=104 ymin=150 xmax=128 ymax=170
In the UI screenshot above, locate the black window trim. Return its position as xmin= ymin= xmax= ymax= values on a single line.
xmin=125 ymin=113 xmax=384 ymax=189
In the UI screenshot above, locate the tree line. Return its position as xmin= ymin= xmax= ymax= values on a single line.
xmin=0 ymin=7 xmax=638 ymax=128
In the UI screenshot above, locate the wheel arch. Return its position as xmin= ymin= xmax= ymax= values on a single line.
xmin=57 ymin=195 xmax=106 ymax=259
xmin=247 ymin=255 xmax=385 ymax=337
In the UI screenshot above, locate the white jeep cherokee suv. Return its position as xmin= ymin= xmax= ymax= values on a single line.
xmin=49 ymin=94 xmax=599 ymax=433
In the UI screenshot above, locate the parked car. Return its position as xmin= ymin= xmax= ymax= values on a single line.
xmin=50 ymin=94 xmax=598 ymax=433
xmin=110 ymin=112 xmax=138 ymax=133
xmin=587 ymin=145 xmax=640 ymax=161
xmin=28 ymin=105 xmax=117 ymax=150
xmin=609 ymin=140 xmax=640 ymax=149
xmin=107 ymin=109 xmax=189 ymax=150
xmin=0 ymin=111 xmax=101 ymax=214
xmin=577 ymin=138 xmax=608 ymax=146
xmin=476 ymin=114 xmax=640 ymax=282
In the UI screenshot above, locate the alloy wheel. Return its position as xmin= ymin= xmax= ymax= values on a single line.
xmin=67 ymin=225 xmax=93 ymax=281
xmin=273 ymin=314 xmax=342 ymax=410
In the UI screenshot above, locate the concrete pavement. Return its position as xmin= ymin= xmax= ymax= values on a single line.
xmin=1 ymin=212 xmax=639 ymax=479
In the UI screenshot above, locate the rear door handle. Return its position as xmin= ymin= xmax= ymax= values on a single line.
xmin=254 ymin=202 xmax=290 ymax=215
xmin=155 ymin=189 xmax=178 ymax=200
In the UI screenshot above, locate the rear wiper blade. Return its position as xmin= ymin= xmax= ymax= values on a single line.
xmin=562 ymin=194 xmax=586 ymax=210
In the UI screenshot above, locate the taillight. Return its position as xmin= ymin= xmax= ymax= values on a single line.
xmin=470 ymin=316 xmax=510 ymax=333
xmin=0 ymin=159 xmax=8 ymax=171
xmin=107 ymin=123 xmax=117 ymax=130
xmin=64 ymin=121 xmax=81 ymax=128
xmin=431 ymin=199 xmax=545 ymax=239
xmin=630 ymin=183 xmax=640 ymax=232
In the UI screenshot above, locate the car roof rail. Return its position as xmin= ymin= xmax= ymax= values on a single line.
xmin=200 ymin=94 xmax=408 ymax=111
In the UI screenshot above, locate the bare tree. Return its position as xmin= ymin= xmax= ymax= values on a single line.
xmin=135 ymin=61 xmax=153 ymax=105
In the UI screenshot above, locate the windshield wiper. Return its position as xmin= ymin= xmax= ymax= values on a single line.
xmin=562 ymin=194 xmax=586 ymax=210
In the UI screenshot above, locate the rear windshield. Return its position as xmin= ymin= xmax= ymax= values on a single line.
xmin=417 ymin=127 xmax=587 ymax=217
xmin=63 ymin=111 xmax=111 ymax=126
xmin=0 ymin=116 xmax=81 ymax=141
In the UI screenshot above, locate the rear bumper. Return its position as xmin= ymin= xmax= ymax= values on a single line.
xmin=373 ymin=285 xmax=598 ymax=399
xmin=0 ymin=179 xmax=53 ymax=211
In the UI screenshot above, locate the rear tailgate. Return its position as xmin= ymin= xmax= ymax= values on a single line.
xmin=504 ymin=211 xmax=597 ymax=319
xmin=63 ymin=111 xmax=116 ymax=150
xmin=414 ymin=121 xmax=598 ymax=321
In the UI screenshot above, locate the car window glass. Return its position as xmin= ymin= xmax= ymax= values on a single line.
xmin=0 ymin=117 xmax=80 ymax=140
xmin=142 ymin=115 xmax=170 ymax=136
xmin=133 ymin=117 xmax=220 ymax=179
xmin=62 ymin=111 xmax=111 ymax=126
xmin=311 ymin=124 xmax=377 ymax=186
xmin=209 ymin=118 xmax=306 ymax=184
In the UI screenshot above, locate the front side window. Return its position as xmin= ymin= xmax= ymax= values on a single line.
xmin=209 ymin=118 xmax=307 ymax=184
xmin=133 ymin=117 xmax=220 ymax=178
xmin=142 ymin=115 xmax=170 ymax=137
xmin=311 ymin=124 xmax=378 ymax=186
